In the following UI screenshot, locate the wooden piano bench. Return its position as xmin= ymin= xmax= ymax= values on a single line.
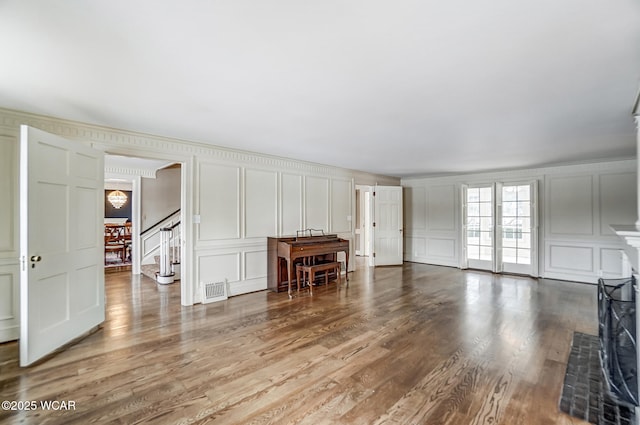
xmin=296 ymin=261 xmax=343 ymax=296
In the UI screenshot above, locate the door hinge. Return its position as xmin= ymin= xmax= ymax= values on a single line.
xmin=373 ymin=222 xmax=376 ymax=227
xmin=373 ymin=191 xmax=376 ymax=196
xmin=373 ymin=252 xmax=376 ymax=258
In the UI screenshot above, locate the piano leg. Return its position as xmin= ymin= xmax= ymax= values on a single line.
xmin=287 ymin=259 xmax=293 ymax=299
xmin=345 ymin=251 xmax=349 ymax=283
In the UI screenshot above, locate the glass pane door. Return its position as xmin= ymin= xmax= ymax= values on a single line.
xmin=465 ymin=186 xmax=493 ymax=270
xmin=500 ymin=183 xmax=536 ymax=275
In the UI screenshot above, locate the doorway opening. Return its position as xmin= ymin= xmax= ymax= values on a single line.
xmin=104 ymin=154 xmax=186 ymax=303
xmin=355 ymin=185 xmax=373 ymax=259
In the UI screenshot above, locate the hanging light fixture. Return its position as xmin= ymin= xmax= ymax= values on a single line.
xmin=107 ymin=190 xmax=128 ymax=209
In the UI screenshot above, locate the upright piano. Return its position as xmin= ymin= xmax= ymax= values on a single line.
xmin=267 ymin=234 xmax=349 ymax=296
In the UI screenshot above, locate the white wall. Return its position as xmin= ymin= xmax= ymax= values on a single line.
xmin=0 ymin=108 xmax=399 ymax=315
xmin=141 ymin=166 xmax=181 ymax=230
xmin=403 ymin=160 xmax=637 ymax=283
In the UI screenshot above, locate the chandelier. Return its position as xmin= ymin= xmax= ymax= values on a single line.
xmin=107 ymin=190 xmax=128 ymax=209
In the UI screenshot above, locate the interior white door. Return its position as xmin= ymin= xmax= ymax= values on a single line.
xmin=20 ymin=126 xmax=105 ymax=367
xmin=373 ymin=186 xmax=403 ymax=266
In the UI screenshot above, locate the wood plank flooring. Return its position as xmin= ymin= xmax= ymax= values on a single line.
xmin=0 ymin=261 xmax=596 ymax=424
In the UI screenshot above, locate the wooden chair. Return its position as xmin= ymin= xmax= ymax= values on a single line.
xmin=104 ymin=226 xmax=126 ymax=263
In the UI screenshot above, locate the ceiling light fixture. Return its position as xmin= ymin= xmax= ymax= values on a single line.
xmin=107 ymin=190 xmax=127 ymax=209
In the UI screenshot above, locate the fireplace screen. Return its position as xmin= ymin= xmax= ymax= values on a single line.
xmin=598 ymin=277 xmax=638 ymax=407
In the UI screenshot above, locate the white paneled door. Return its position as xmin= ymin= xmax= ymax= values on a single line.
xmin=20 ymin=126 xmax=105 ymax=366
xmin=373 ymin=186 xmax=403 ymax=266
xmin=462 ymin=181 xmax=538 ymax=276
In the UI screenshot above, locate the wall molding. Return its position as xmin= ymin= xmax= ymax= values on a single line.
xmin=402 ymin=158 xmax=636 ymax=185
xmin=0 ymin=108 xmax=400 ymax=183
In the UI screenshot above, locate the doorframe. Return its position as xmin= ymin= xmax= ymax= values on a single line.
xmin=355 ymin=184 xmax=374 ymax=260
xmin=355 ymin=185 xmax=374 ymax=266
xmin=98 ymin=146 xmax=194 ymax=306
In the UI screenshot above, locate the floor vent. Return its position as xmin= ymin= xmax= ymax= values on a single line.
xmin=202 ymin=280 xmax=228 ymax=304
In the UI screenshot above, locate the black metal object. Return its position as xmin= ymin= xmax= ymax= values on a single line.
xmin=598 ymin=277 xmax=638 ymax=407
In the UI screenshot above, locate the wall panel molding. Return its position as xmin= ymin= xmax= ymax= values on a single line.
xmin=547 ymin=175 xmax=594 ymax=236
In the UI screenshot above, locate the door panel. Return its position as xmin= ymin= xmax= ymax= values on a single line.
xmin=20 ymin=126 xmax=105 ymax=366
xmin=464 ymin=186 xmax=494 ymax=271
xmin=500 ymin=182 xmax=538 ymax=276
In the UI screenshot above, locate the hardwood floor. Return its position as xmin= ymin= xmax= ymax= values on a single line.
xmin=0 ymin=260 xmax=596 ymax=424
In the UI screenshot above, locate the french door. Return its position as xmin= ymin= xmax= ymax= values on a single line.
xmin=462 ymin=181 xmax=538 ymax=276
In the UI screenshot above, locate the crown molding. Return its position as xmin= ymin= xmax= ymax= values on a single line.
xmin=401 ymin=158 xmax=637 ymax=185
xmin=104 ymin=166 xmax=157 ymax=179
xmin=0 ymin=107 xmax=397 ymax=182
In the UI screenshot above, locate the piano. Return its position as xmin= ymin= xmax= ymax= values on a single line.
xmin=267 ymin=234 xmax=349 ymax=297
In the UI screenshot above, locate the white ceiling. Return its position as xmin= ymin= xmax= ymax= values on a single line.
xmin=1 ymin=1 xmax=639 ymax=177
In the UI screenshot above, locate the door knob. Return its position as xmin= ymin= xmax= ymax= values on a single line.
xmin=30 ymin=255 xmax=41 ymax=262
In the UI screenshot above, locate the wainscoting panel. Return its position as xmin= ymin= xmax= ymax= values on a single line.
xmin=331 ymin=178 xmax=352 ymax=234
xmin=548 ymin=245 xmax=594 ymax=273
xmin=403 ymin=182 xmax=459 ymax=267
xmin=198 ymin=252 xmax=241 ymax=287
xmin=599 ymin=172 xmax=636 ymax=237
xmin=305 ymin=176 xmax=329 ymax=232
xmin=600 ymin=248 xmax=625 ymax=277
xmin=427 ymin=185 xmax=456 ymax=231
xmin=0 ymin=136 xmax=17 ymax=255
xmin=404 ymin=236 xmax=427 ymax=259
xmin=244 ymin=250 xmax=268 ymax=281
xmin=281 ymin=173 xmax=303 ymax=236
xmin=547 ymin=175 xmax=594 ymax=236
xmin=197 ymin=163 xmax=240 ymax=241
xmin=404 ymin=186 xmax=426 ymax=232
xmin=245 ymin=169 xmax=277 ymax=238
xmin=426 ymin=238 xmax=457 ymax=262
xmin=0 ymin=266 xmax=19 ymax=342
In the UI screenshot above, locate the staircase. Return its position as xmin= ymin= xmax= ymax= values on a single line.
xmin=140 ymin=210 xmax=181 ymax=283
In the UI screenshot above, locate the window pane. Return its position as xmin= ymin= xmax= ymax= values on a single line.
xmin=518 ymin=232 xmax=531 ymax=249
xmin=479 ymin=187 xmax=492 ymax=202
xmin=502 ymin=201 xmax=517 ymax=217
xmin=468 ymin=245 xmax=479 ymax=260
xmin=503 ymin=186 xmax=517 ymax=201
xmin=503 ymin=248 xmax=517 ymax=263
xmin=518 ymin=201 xmax=531 ymax=217
xmin=517 ymin=185 xmax=530 ymax=201
xmin=467 ymin=203 xmax=479 ymax=217
xmin=480 ymin=231 xmax=492 ymax=245
xmin=502 ymin=236 xmax=517 ymax=248
xmin=467 ymin=188 xmax=480 ymax=202
xmin=480 ymin=217 xmax=492 ymax=231
xmin=503 ymin=217 xmax=517 ymax=227
xmin=520 ymin=217 xmax=531 ymax=231
xmin=479 ymin=202 xmax=492 ymax=216
xmin=480 ymin=246 xmax=492 ymax=261
xmin=517 ymin=248 xmax=531 ymax=264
